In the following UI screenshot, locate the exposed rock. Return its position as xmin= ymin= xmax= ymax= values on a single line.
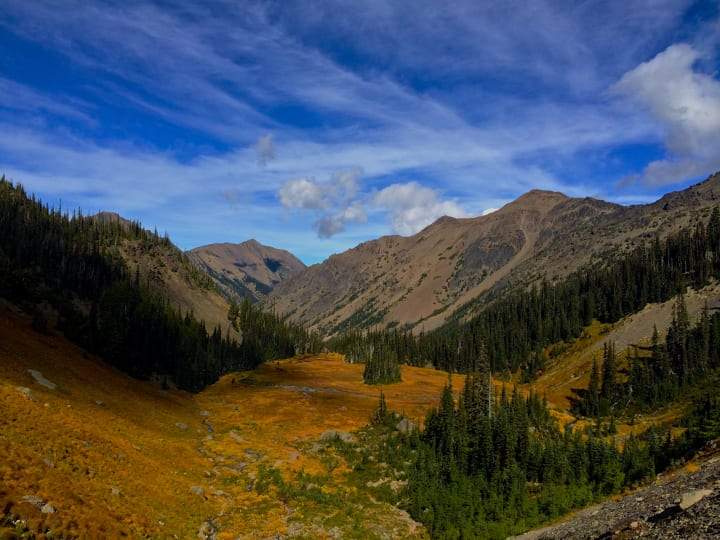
xmin=678 ymin=489 xmax=713 ymax=510
xmin=244 ymin=448 xmax=262 ymax=460
xmin=16 ymin=386 xmax=32 ymax=398
xmin=320 ymin=430 xmax=356 ymax=443
xmin=111 ymin=487 xmax=121 ymax=496
xmin=40 ymin=503 xmax=55 ymax=514
xmin=396 ymin=418 xmax=417 ymax=434
xmin=270 ymin=173 xmax=720 ymax=334
xmin=175 ymin=422 xmax=189 ymax=431
xmin=190 ymin=486 xmax=204 ymax=497
xmin=20 ymin=495 xmax=43 ymax=509
xmin=389 ymin=479 xmax=408 ymax=493
xmin=228 ymin=430 xmax=244 ymax=443
xmin=197 ymin=519 xmax=217 ymax=540
xmin=188 ymin=240 xmax=305 ymax=303
xmin=513 ymin=444 xmax=720 ymax=539
xmin=28 ymin=369 xmax=56 ymax=390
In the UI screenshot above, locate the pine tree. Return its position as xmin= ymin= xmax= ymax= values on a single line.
xmin=587 ymin=358 xmax=601 ymax=418
xmin=601 ymin=342 xmax=617 ymax=404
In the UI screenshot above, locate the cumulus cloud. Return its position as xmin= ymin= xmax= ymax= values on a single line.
xmin=373 ymin=182 xmax=467 ymax=236
xmin=279 ymin=177 xmax=326 ymax=209
xmin=315 ymin=203 xmax=367 ymax=238
xmin=279 ymin=168 xmax=366 ymax=237
xmin=613 ymin=43 xmax=720 ymax=185
xmin=256 ymin=134 xmax=276 ymax=166
xmin=481 ymin=207 xmax=499 ymax=216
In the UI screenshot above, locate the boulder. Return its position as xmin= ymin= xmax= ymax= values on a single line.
xmin=320 ymin=430 xmax=356 ymax=443
xmin=679 ymin=489 xmax=713 ymax=510
xmin=28 ymin=369 xmax=56 ymax=390
xmin=197 ymin=519 xmax=217 ymax=540
xmin=40 ymin=503 xmax=55 ymax=514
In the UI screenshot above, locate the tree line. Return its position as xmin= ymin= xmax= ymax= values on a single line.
xmin=0 ymin=177 xmax=319 ymax=391
xmin=382 ymin=363 xmax=720 ymax=538
xmin=573 ymin=292 xmax=720 ymax=418
xmin=399 ymin=372 xmax=649 ymax=538
xmin=333 ymin=209 xmax=720 ymax=380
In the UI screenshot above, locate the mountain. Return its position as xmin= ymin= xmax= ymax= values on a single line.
xmin=4 ymin=174 xmax=720 ymax=539
xmin=270 ymin=172 xmax=720 ymax=335
xmin=188 ymin=240 xmax=305 ymax=302
xmin=89 ymin=212 xmax=235 ymax=336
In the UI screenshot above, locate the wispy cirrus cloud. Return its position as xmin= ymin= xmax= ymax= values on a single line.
xmin=0 ymin=1 xmax=717 ymax=262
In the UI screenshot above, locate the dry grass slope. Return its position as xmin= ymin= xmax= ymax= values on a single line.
xmin=0 ymin=308 xmax=459 ymax=538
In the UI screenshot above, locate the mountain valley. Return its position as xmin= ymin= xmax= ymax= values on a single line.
xmin=3 ymin=174 xmax=720 ymax=538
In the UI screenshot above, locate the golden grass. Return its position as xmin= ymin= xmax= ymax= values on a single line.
xmin=0 ymin=311 xmax=449 ymax=538
xmin=0 ymin=306 xmax=693 ymax=538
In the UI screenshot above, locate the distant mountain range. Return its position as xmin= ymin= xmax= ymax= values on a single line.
xmin=90 ymin=172 xmax=720 ymax=338
xmin=264 ymin=173 xmax=720 ymax=335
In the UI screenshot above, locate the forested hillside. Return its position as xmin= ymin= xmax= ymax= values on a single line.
xmin=333 ymin=207 xmax=720 ymax=380
xmin=0 ymin=178 xmax=319 ymax=391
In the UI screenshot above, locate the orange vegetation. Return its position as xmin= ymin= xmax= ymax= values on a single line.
xmin=1 ymin=304 xmax=692 ymax=538
xmin=0 ymin=309 xmax=453 ymax=538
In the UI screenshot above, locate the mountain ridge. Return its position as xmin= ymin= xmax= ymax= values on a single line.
xmin=268 ymin=172 xmax=720 ymax=334
xmin=188 ymin=239 xmax=305 ymax=303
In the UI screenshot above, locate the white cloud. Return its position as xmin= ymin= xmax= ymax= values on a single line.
xmin=256 ymin=134 xmax=276 ymax=166
xmin=315 ymin=203 xmax=367 ymax=238
xmin=613 ymin=43 xmax=720 ymax=185
xmin=279 ymin=168 xmax=366 ymax=237
xmin=373 ymin=182 xmax=467 ymax=236
xmin=481 ymin=207 xmax=499 ymax=215
xmin=279 ymin=177 xmax=326 ymax=209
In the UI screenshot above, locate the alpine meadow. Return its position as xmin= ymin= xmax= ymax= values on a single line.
xmin=2 ymin=2 xmax=720 ymax=539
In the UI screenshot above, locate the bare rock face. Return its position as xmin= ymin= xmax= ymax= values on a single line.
xmin=269 ymin=172 xmax=720 ymax=335
xmin=188 ymin=239 xmax=305 ymax=302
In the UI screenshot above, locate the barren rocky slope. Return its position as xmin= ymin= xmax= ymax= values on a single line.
xmin=188 ymin=239 xmax=305 ymax=302
xmin=514 ymin=441 xmax=720 ymax=540
xmin=270 ymin=172 xmax=720 ymax=335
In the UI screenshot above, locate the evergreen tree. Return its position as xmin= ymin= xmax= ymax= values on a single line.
xmin=600 ymin=341 xmax=617 ymax=413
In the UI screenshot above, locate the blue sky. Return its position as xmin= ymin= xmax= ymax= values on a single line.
xmin=1 ymin=1 xmax=719 ymax=264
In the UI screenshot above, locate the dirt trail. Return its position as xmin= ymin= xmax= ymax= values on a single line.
xmin=417 ymin=226 xmax=538 ymax=332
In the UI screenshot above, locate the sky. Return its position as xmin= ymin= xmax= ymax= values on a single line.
xmin=1 ymin=1 xmax=719 ymax=264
